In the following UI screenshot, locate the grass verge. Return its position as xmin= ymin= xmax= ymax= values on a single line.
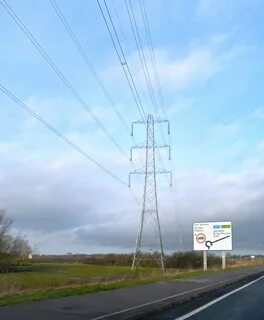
xmin=0 ymin=270 xmax=205 ymax=306
xmin=0 ymin=263 xmax=262 ymax=307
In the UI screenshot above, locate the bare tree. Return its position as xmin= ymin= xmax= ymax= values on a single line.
xmin=12 ymin=235 xmax=31 ymax=258
xmin=0 ymin=210 xmax=32 ymax=272
xmin=0 ymin=210 xmax=12 ymax=253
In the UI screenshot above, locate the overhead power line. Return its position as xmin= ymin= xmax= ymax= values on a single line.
xmin=0 ymin=83 xmax=127 ymax=187
xmin=124 ymin=0 xmax=168 ymax=176
xmin=125 ymin=0 xmax=160 ymax=120
xmin=50 ymin=0 xmax=146 ymax=176
xmin=49 ymin=0 xmax=130 ymax=133
xmin=125 ymin=0 xmax=168 ymax=148
xmin=110 ymin=0 xmax=130 ymax=55
xmin=139 ymin=0 xmax=178 ymax=227
xmin=97 ymin=0 xmax=168 ymax=180
xmin=96 ymin=0 xmax=147 ymax=124
xmin=0 ymin=0 xmax=128 ymax=160
xmin=139 ymin=0 xmax=167 ymax=119
xmin=131 ymin=0 xmax=171 ymax=182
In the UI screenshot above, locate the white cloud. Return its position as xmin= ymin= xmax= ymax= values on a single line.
xmin=166 ymin=99 xmax=194 ymax=118
xmin=154 ymin=44 xmax=245 ymax=91
xmin=1 ymin=154 xmax=264 ymax=254
xmin=251 ymin=107 xmax=264 ymax=120
xmin=104 ymin=35 xmax=245 ymax=93
xmin=0 ymin=93 xmax=132 ymax=168
xmin=156 ymin=48 xmax=217 ymax=89
xmin=23 ymin=95 xmax=121 ymax=130
xmin=195 ymin=0 xmax=237 ymax=18
xmin=0 ymin=142 xmax=17 ymax=155
xmin=212 ymin=119 xmax=241 ymax=137
xmin=196 ymin=0 xmax=222 ymax=17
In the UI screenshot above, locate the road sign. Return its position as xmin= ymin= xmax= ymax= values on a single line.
xmin=193 ymin=222 xmax=232 ymax=251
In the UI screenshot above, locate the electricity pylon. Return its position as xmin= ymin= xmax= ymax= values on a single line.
xmin=129 ymin=114 xmax=172 ymax=271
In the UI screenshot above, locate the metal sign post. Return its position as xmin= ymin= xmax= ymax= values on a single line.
xmin=203 ymin=251 xmax=207 ymax=271
xmin=222 ymin=251 xmax=226 ymax=270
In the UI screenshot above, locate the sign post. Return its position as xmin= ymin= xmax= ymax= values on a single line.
xmin=203 ymin=250 xmax=207 ymax=271
xmin=222 ymin=251 xmax=226 ymax=270
xmin=193 ymin=222 xmax=232 ymax=270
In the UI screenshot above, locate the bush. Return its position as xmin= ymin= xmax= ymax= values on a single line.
xmin=166 ymin=251 xmax=221 ymax=269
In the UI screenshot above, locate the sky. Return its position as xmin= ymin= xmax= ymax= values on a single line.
xmin=0 ymin=0 xmax=264 ymax=255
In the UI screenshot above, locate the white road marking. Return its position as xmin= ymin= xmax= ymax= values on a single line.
xmin=178 ymin=279 xmax=210 ymax=283
xmin=90 ymin=273 xmax=250 ymax=320
xmin=175 ymin=274 xmax=264 ymax=320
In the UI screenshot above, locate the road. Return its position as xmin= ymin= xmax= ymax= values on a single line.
xmin=146 ymin=274 xmax=264 ymax=320
xmin=0 ymin=265 xmax=263 ymax=320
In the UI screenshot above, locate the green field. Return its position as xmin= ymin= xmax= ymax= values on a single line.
xmin=1 ymin=261 xmax=260 ymax=306
xmin=0 ymin=263 xmax=164 ymax=291
xmin=0 ymin=263 xmax=202 ymax=306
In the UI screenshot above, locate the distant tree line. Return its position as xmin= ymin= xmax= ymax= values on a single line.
xmin=30 ymin=251 xmax=264 ymax=270
xmin=81 ymin=252 xmax=222 ymax=269
xmin=0 ymin=210 xmax=32 ymax=273
xmin=165 ymin=251 xmax=222 ymax=269
xmin=33 ymin=252 xmax=224 ymax=269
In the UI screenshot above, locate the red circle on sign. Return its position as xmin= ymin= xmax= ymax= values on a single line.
xmin=196 ymin=233 xmax=206 ymax=243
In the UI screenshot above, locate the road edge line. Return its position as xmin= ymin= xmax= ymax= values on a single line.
xmin=90 ymin=272 xmax=256 ymax=320
xmin=174 ymin=274 xmax=264 ymax=320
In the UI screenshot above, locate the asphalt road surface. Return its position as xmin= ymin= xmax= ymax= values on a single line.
xmin=147 ymin=274 xmax=264 ymax=320
xmin=0 ymin=265 xmax=263 ymax=320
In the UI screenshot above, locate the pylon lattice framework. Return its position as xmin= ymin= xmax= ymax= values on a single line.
xmin=129 ymin=114 xmax=171 ymax=270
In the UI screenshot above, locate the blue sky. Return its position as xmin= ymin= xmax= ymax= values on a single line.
xmin=1 ymin=0 xmax=264 ymax=254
